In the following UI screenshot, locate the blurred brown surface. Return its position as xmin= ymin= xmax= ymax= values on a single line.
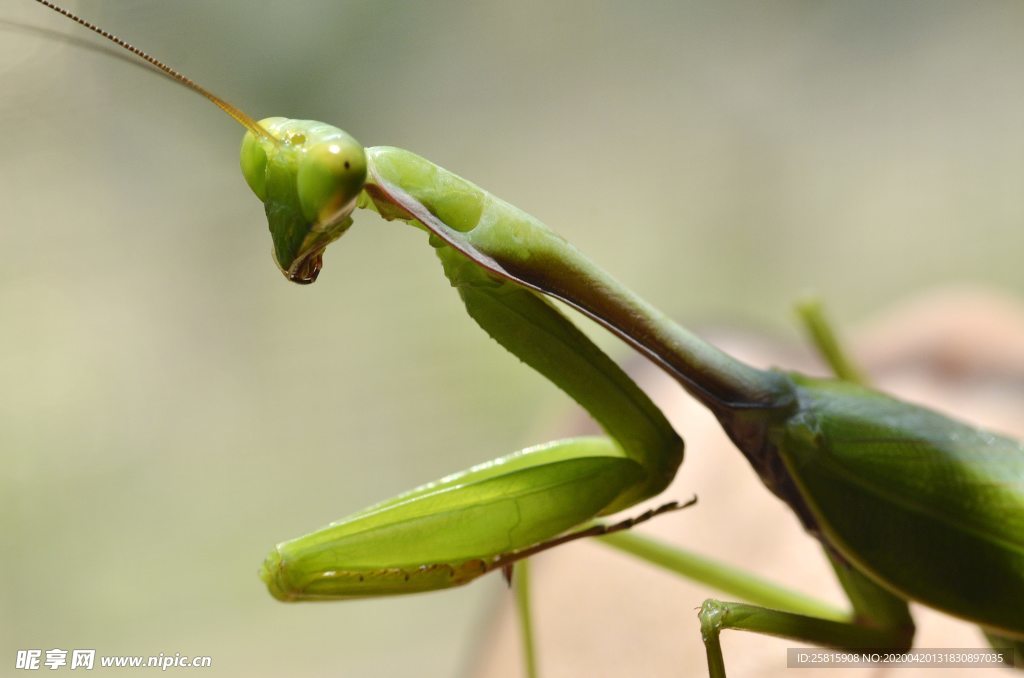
xmin=471 ymin=286 xmax=1024 ymax=678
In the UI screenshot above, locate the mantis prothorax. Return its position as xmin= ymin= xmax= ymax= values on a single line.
xmin=37 ymin=2 xmax=1024 ymax=676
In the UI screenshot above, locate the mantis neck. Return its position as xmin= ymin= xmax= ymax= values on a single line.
xmin=494 ymin=241 xmax=802 ymax=465
xmin=364 ymin=162 xmax=795 ymax=420
xmin=507 ymin=248 xmax=795 ymax=417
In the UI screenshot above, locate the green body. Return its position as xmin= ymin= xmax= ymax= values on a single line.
xmin=241 ymin=118 xmax=1024 ymax=641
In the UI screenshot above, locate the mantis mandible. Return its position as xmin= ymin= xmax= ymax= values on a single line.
xmin=31 ymin=2 xmax=1024 ymax=676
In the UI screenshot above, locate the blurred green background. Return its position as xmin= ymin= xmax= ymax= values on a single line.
xmin=2 ymin=1 xmax=1023 ymax=675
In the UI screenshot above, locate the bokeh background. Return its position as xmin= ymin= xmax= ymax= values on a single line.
xmin=2 ymin=1 xmax=1024 ymax=676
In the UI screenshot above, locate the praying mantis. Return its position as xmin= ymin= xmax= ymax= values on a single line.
xmin=13 ymin=2 xmax=1024 ymax=677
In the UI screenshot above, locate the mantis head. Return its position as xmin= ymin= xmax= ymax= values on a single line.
xmin=28 ymin=3 xmax=358 ymax=283
xmin=241 ymin=118 xmax=368 ymax=284
xmin=32 ymin=2 xmax=370 ymax=285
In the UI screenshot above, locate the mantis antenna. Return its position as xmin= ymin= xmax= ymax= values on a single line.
xmin=33 ymin=0 xmax=275 ymax=143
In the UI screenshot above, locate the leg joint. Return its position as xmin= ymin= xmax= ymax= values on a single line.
xmin=698 ymin=599 xmax=728 ymax=642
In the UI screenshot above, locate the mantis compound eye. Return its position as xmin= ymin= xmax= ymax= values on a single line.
xmin=297 ymin=139 xmax=367 ymax=227
xmin=240 ymin=117 xmax=367 ymax=284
